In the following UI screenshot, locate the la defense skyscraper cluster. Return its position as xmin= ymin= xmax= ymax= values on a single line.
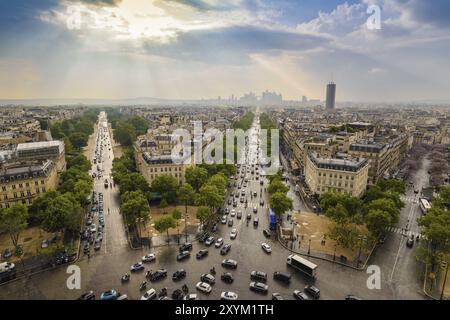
xmin=326 ymin=81 xmax=336 ymax=110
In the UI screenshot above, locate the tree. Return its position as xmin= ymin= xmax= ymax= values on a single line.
xmin=268 ymin=178 xmax=289 ymax=195
xmin=121 ymin=191 xmax=150 ymax=238
xmin=178 ymin=183 xmax=195 ymax=241
xmin=40 ymin=193 xmax=82 ymax=236
xmin=74 ymin=180 xmax=93 ymax=206
xmin=129 ymin=116 xmax=149 ymax=135
xmin=365 ymin=198 xmax=399 ymax=225
xmin=114 ymin=121 xmax=136 ymax=146
xmin=327 ymin=221 xmax=360 ymax=250
xmin=68 ymin=132 xmax=88 ymax=149
xmin=118 ymin=172 xmax=150 ymax=196
xmin=67 ymin=154 xmax=91 ymax=172
xmin=159 ymin=199 xmax=169 ymax=213
xmin=29 ymin=190 xmax=60 ymax=224
xmin=365 ymin=209 xmax=393 ymax=238
xmin=0 ymin=204 xmax=29 ymax=254
xmin=185 ymin=166 xmax=208 ymax=191
xmin=206 ymin=173 xmax=228 ymax=197
xmin=151 ymin=175 xmax=179 ymax=204
xmin=269 ymin=192 xmax=293 ymax=219
xmin=196 ymin=184 xmax=223 ymax=212
xmin=154 ymin=215 xmax=177 ymax=244
xmin=196 ymin=206 xmax=212 ymax=228
xmin=172 ymin=208 xmax=182 ymax=242
xmin=377 ymin=179 xmax=406 ymax=194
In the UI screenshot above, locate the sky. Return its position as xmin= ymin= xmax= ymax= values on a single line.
xmin=0 ymin=0 xmax=449 ymax=102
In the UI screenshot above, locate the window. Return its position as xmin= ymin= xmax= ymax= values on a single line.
xmin=13 ymin=192 xmax=17 ymax=199
xmin=41 ymin=180 xmax=45 ymax=185
xmin=35 ymin=181 xmax=39 ymax=186
xmin=42 ymin=187 xmax=46 ymax=192
xmin=1 ymin=186 xmax=5 ymax=191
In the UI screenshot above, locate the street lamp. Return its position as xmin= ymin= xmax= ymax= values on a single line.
xmin=308 ymin=239 xmax=311 ymax=256
xmin=357 ymin=236 xmax=365 ymax=267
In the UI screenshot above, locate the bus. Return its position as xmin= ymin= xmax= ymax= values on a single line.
xmin=269 ymin=208 xmax=277 ymax=231
xmin=419 ymin=198 xmax=431 ymax=215
xmin=287 ymin=254 xmax=318 ymax=278
xmin=0 ymin=262 xmax=16 ymax=283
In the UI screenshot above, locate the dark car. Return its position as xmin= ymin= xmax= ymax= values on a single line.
xmin=150 ymin=269 xmax=168 ymax=282
xmin=2 ymin=248 xmax=13 ymax=259
xmin=228 ymin=219 xmax=234 ymax=227
xmin=253 ymin=217 xmax=259 ymax=227
xmin=220 ymin=244 xmax=231 ymax=255
xmin=222 ymin=259 xmax=238 ymax=269
xmin=251 ymin=271 xmax=267 ymax=282
xmin=406 ymin=235 xmax=414 ymax=248
xmin=272 ymin=293 xmax=283 ymax=300
xmin=179 ymin=243 xmax=193 ymax=252
xmin=246 ymin=213 xmax=252 ymax=220
xmin=172 ymin=289 xmax=184 ymax=300
xmin=293 ymin=290 xmax=309 ymax=300
xmin=304 ymin=285 xmax=320 ymax=299
xmin=177 ymin=251 xmax=191 ymax=261
xmin=221 ymin=273 xmax=234 ymax=284
xmin=196 ymin=249 xmax=209 ymax=259
xmin=263 ymin=229 xmax=271 ymax=238
xmin=200 ymin=273 xmax=216 ymax=285
xmin=345 ymin=294 xmax=363 ymax=300
xmin=172 ymin=269 xmax=187 ymax=281
xmin=273 ymin=271 xmax=291 ymax=284
xmin=249 ymin=282 xmax=268 ymax=294
xmin=78 ymin=291 xmax=95 ymax=300
xmin=228 ymin=199 xmax=232 ymax=205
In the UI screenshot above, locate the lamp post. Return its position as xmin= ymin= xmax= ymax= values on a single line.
xmin=357 ymin=236 xmax=365 ymax=268
xmin=308 ymin=239 xmax=311 ymax=256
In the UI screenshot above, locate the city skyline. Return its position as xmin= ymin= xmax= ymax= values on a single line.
xmin=1 ymin=0 xmax=450 ymax=102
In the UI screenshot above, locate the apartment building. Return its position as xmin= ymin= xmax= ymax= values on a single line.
xmin=305 ymin=153 xmax=369 ymax=198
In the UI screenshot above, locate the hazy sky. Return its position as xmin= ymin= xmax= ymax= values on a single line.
xmin=1 ymin=0 xmax=449 ymax=102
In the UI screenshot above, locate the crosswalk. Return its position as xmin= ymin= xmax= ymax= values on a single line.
xmin=386 ymin=226 xmax=422 ymax=238
xmin=400 ymin=195 xmax=419 ymax=204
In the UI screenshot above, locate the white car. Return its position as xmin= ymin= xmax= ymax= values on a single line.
xmin=142 ymin=253 xmax=156 ymax=263
xmin=261 ymin=243 xmax=272 ymax=253
xmin=183 ymin=293 xmax=198 ymax=300
xmin=221 ymin=215 xmax=227 ymax=224
xmin=90 ymin=224 xmax=97 ymax=233
xmin=230 ymin=209 xmax=236 ymax=217
xmin=215 ymin=238 xmax=224 ymax=248
xmin=221 ymin=291 xmax=238 ymax=300
xmin=140 ymin=289 xmax=157 ymax=300
xmin=230 ymin=228 xmax=237 ymax=240
xmin=196 ymin=282 xmax=212 ymax=294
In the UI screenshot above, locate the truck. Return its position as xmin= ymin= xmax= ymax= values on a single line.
xmin=269 ymin=208 xmax=277 ymax=231
xmin=0 ymin=262 xmax=16 ymax=283
xmin=286 ymin=254 xmax=318 ymax=278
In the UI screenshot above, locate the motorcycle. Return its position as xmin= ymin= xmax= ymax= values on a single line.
xmin=121 ymin=273 xmax=130 ymax=282
xmin=182 ymin=284 xmax=189 ymax=294
xmin=139 ymin=281 xmax=147 ymax=291
xmin=210 ymin=267 xmax=216 ymax=275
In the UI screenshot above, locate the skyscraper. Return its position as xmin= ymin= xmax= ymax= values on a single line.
xmin=326 ymin=82 xmax=336 ymax=110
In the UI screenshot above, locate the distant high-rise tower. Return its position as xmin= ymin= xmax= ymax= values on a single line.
xmin=326 ymin=82 xmax=336 ymax=110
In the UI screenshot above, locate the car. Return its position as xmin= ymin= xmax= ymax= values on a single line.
xmin=200 ymin=273 xmax=216 ymax=285
xmin=230 ymin=209 xmax=236 ymax=217
xmin=177 ymin=251 xmax=191 ymax=261
xmin=221 ymin=216 xmax=227 ymax=224
xmin=225 ymin=208 xmax=230 ymax=215
xmin=378 ymin=234 xmax=387 ymax=244
xmin=406 ymin=235 xmax=414 ymax=248
xmin=228 ymin=219 xmax=234 ymax=227
xmin=215 ymin=238 xmax=224 ymax=248
xmin=221 ymin=291 xmax=238 ymax=300
xmin=196 ymin=282 xmax=212 ymax=294
xmin=345 ymin=294 xmax=363 ymax=300
xmin=260 ymin=199 xmax=264 ymax=206
xmin=246 ymin=213 xmax=252 ymax=220
xmin=41 ymin=240 xmax=50 ymax=249
xmin=293 ymin=290 xmax=309 ymax=300
xmin=263 ymin=229 xmax=271 ymax=238
xmin=199 ymin=232 xmax=209 ymax=243
xmin=179 ymin=242 xmax=193 ymax=252
xmin=272 ymin=293 xmax=284 ymax=300
xmin=196 ymin=249 xmax=208 ymax=259
xmin=240 ymin=197 xmax=245 ymax=203
xmin=94 ymin=242 xmax=101 ymax=251
xmin=304 ymin=285 xmax=321 ymax=299
xmin=253 ymin=191 xmax=257 ymax=197
xmin=249 ymin=282 xmax=268 ymax=294
xmin=261 ymin=243 xmax=271 ymax=253
xmin=142 ymin=253 xmax=156 ymax=263
xmin=130 ymin=262 xmax=144 ymax=272
xmin=149 ymin=269 xmax=167 ymax=281
xmin=220 ymin=244 xmax=231 ymax=255
xmin=236 ymin=211 xmax=242 ymax=219
xmin=230 ymin=229 xmax=237 ymax=239
xmin=222 ymin=259 xmax=238 ymax=269
xmin=253 ymin=206 xmax=258 ymax=213
xmin=183 ymin=293 xmax=198 ymax=300
xmin=140 ymin=289 xmax=157 ymax=300
xmin=253 ymin=217 xmax=259 ymax=227
xmin=205 ymin=237 xmax=215 ymax=246
xmin=250 ymin=271 xmax=267 ymax=282
xmin=172 ymin=269 xmax=187 ymax=281
xmin=83 ymin=243 xmax=90 ymax=254
xmin=414 ymin=189 xmax=419 ymax=194
xmin=260 ymin=180 xmax=264 ymax=185
xmin=233 ymin=201 xmax=238 ymax=207
xmin=221 ymin=272 xmax=234 ymax=283
xmin=273 ymin=271 xmax=292 ymax=283
xmin=90 ymin=224 xmax=97 ymax=233
xmin=228 ymin=199 xmax=232 ymax=205
xmin=78 ymin=291 xmax=95 ymax=300
xmin=100 ymin=289 xmax=120 ymax=300
xmin=212 ymin=223 xmax=218 ymax=232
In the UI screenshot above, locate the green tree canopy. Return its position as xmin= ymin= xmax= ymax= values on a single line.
xmin=269 ymin=192 xmax=293 ymax=218
xmin=268 ymin=178 xmax=289 ymax=195
xmin=185 ymin=166 xmax=209 ymax=191
xmin=0 ymin=204 xmax=29 ymax=252
xmin=151 ymin=174 xmax=179 ymax=203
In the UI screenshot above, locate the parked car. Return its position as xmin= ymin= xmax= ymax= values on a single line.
xmin=221 ymin=216 xmax=227 ymax=224
xmin=249 ymin=282 xmax=268 ymax=294
xmin=271 ymin=293 xmax=284 ymax=300
xmin=196 ymin=249 xmax=208 ymax=259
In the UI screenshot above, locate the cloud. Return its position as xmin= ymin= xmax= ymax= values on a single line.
xmin=66 ymin=0 xmax=122 ymax=6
